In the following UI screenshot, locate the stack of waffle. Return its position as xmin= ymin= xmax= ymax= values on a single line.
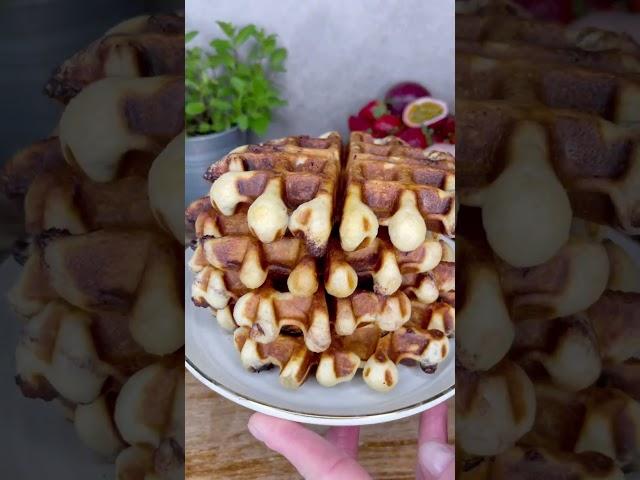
xmin=187 ymin=132 xmax=456 ymax=391
xmin=2 ymin=14 xmax=185 ymax=480
xmin=455 ymin=2 xmax=640 ymax=478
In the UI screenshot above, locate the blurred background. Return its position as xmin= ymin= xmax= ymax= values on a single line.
xmin=185 ymin=0 xmax=454 ymax=141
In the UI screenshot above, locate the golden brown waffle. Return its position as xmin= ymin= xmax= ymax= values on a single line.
xmin=401 ymin=262 xmax=455 ymax=306
xmin=234 ymin=313 xmax=450 ymax=391
xmin=203 ymin=132 xmax=342 ymax=256
xmin=8 ymin=230 xmax=183 ymax=356
xmin=491 ymin=446 xmax=624 ymax=480
xmin=334 ymin=290 xmax=412 ymax=336
xmin=340 ymin=132 xmax=455 ymax=254
xmin=457 ymin=38 xmax=640 ymax=75
xmin=458 ymin=99 xmax=640 ymax=267
xmin=0 ymin=137 xmax=66 ymax=198
xmin=324 ymin=234 xmax=444 ymax=298
xmin=524 ymin=385 xmax=640 ymax=468
xmin=498 ymin=238 xmax=609 ymax=321
xmin=456 ymin=52 xmax=640 ymax=124
xmin=233 ymin=287 xmax=331 ymax=353
xmin=24 ymin=169 xmax=158 ymax=234
xmin=190 ymin=235 xmax=318 ymax=296
xmin=457 ymin=12 xmax=640 ymax=55
xmin=45 ymin=14 xmax=184 ymax=103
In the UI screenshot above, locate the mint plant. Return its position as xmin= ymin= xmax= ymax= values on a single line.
xmin=185 ymin=22 xmax=287 ymax=137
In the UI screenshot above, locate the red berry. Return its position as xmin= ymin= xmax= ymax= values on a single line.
xmin=358 ymin=100 xmax=388 ymax=122
xmin=373 ymin=114 xmax=403 ymax=137
xmin=397 ymin=128 xmax=427 ymax=149
xmin=348 ymin=115 xmax=371 ymax=132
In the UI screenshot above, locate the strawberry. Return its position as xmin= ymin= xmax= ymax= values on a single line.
xmin=348 ymin=115 xmax=371 ymax=132
xmin=398 ymin=128 xmax=427 ymax=149
xmin=358 ymin=100 xmax=388 ymax=122
xmin=373 ymin=114 xmax=403 ymax=137
xmin=431 ymin=115 xmax=455 ymax=143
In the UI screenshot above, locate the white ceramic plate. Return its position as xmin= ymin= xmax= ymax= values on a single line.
xmin=185 ymin=242 xmax=456 ymax=426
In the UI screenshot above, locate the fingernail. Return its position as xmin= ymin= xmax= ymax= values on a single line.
xmin=248 ymin=416 xmax=265 ymax=442
xmin=419 ymin=441 xmax=454 ymax=477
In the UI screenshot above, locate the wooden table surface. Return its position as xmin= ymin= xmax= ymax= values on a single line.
xmin=186 ymin=371 xmax=454 ymax=480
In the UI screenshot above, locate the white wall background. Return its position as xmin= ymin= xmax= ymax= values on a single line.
xmin=186 ymin=0 xmax=454 ymax=140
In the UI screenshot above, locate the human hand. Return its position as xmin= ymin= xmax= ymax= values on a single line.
xmin=247 ymin=403 xmax=453 ymax=480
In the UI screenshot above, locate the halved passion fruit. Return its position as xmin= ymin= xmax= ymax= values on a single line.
xmin=402 ymin=97 xmax=448 ymax=128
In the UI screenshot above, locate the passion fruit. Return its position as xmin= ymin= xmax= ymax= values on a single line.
xmin=402 ymin=97 xmax=448 ymax=128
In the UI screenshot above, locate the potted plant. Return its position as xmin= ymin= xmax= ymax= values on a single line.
xmin=185 ymin=21 xmax=287 ymax=202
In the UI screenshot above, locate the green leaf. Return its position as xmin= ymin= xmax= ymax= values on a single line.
xmin=210 ymin=39 xmax=231 ymax=52
xmin=236 ymin=115 xmax=249 ymax=130
xmin=217 ymin=21 xmax=235 ymax=38
xmin=209 ymin=98 xmax=231 ymax=110
xmin=185 ymin=31 xmax=198 ymax=43
xmin=262 ymin=35 xmax=277 ymax=55
xmin=235 ymin=24 xmax=256 ymax=45
xmin=249 ymin=114 xmax=270 ymax=135
xmin=185 ymin=102 xmax=206 ymax=116
xmin=269 ymin=48 xmax=287 ymax=70
xmin=230 ymin=77 xmax=246 ymax=93
xmin=198 ymin=122 xmax=212 ymax=133
xmin=219 ymin=51 xmax=236 ymax=68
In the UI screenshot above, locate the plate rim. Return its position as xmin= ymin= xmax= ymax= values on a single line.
xmin=185 ymin=356 xmax=455 ymax=426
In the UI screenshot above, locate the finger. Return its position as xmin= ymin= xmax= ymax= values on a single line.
xmin=248 ymin=413 xmax=371 ymax=480
xmin=325 ymin=427 xmax=360 ymax=459
xmin=417 ymin=440 xmax=455 ymax=480
xmin=418 ymin=403 xmax=448 ymax=446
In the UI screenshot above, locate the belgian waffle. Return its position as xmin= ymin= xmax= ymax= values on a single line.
xmin=324 ymin=234 xmax=444 ymax=298
xmin=45 ymin=14 xmax=184 ymax=104
xmin=204 ymin=132 xmax=342 ymax=256
xmin=340 ymin=132 xmax=455 ymax=254
xmin=24 ymin=168 xmax=158 ymax=234
xmin=234 ymin=315 xmax=450 ymax=391
xmin=457 ymin=12 xmax=640 ymax=55
xmin=456 ymin=52 xmax=640 ymax=124
xmin=455 ymin=3 xmax=640 ymax=475
xmin=190 ymin=235 xmax=318 ymax=296
xmin=457 ymin=38 xmax=640 ymax=75
xmin=401 ymin=262 xmax=455 ymax=306
xmin=457 ymin=99 xmax=640 ymax=268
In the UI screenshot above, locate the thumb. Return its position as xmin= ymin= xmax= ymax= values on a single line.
xmin=418 ymin=441 xmax=455 ymax=480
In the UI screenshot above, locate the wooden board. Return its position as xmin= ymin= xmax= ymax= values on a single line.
xmin=186 ymin=371 xmax=454 ymax=480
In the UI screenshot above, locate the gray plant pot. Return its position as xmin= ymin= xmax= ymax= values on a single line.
xmin=185 ymin=127 xmax=248 ymax=206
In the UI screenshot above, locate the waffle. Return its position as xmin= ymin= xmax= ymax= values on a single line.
xmin=203 ymin=132 xmax=342 ymax=256
xmin=457 ymin=38 xmax=640 ymax=75
xmin=456 ymin=229 xmax=514 ymax=372
xmin=401 ymin=262 xmax=455 ymax=306
xmin=457 ymin=12 xmax=640 ymax=55
xmin=498 ymin=238 xmax=609 ymax=321
xmin=234 ymin=317 xmax=450 ymax=391
xmin=333 ymin=290 xmax=412 ymax=336
xmin=233 ymin=287 xmax=331 ymax=353
xmin=458 ymin=99 xmax=640 ymax=267
xmin=186 ymin=196 xmax=251 ymax=241
xmin=190 ymin=235 xmax=318 ymax=296
xmin=45 ymin=14 xmax=184 ymax=103
xmin=491 ymin=446 xmax=624 ymax=480
xmin=24 ymin=168 xmax=157 ymax=234
xmin=0 ymin=137 xmax=66 ymax=198
xmin=324 ymin=234 xmax=444 ymax=298
xmin=456 ymin=52 xmax=640 ymax=124
xmin=456 ymin=360 xmax=536 ymax=457
xmin=8 ymin=229 xmax=183 ymax=356
xmin=524 ymin=385 xmax=640 ymax=468
xmin=59 ymin=75 xmax=184 ymax=182
xmin=339 ymin=132 xmax=455 ymax=254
